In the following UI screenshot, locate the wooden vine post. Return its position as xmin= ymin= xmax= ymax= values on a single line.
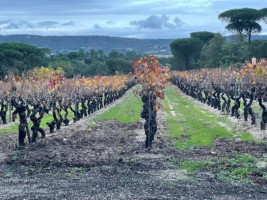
xmin=131 ymin=56 xmax=170 ymax=148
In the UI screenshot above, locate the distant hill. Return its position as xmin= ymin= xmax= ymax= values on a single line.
xmin=225 ymin=35 xmax=267 ymax=42
xmin=0 ymin=34 xmax=174 ymax=55
xmin=250 ymin=35 xmax=267 ymax=40
xmin=0 ymin=34 xmax=266 ymax=55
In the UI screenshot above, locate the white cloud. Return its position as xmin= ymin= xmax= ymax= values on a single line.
xmin=130 ymin=15 xmax=184 ymax=30
xmin=0 ymin=0 xmax=265 ymax=38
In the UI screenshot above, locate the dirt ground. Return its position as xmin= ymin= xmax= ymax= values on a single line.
xmin=0 ymin=90 xmax=267 ymax=199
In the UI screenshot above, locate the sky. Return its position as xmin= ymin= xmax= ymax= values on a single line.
xmin=0 ymin=0 xmax=266 ymax=39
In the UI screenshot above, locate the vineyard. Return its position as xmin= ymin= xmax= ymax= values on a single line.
xmin=0 ymin=58 xmax=267 ymax=199
xmin=0 ymin=70 xmax=135 ymax=146
xmin=172 ymin=60 xmax=267 ymax=131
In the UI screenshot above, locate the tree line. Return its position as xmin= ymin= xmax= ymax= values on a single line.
xmin=170 ymin=8 xmax=267 ymax=71
xmin=1 ymin=7 xmax=266 ymax=76
xmin=0 ymin=43 xmax=142 ymax=79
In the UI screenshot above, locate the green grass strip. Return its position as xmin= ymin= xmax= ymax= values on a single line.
xmin=0 ymin=124 xmax=18 ymax=134
xmin=217 ymin=153 xmax=257 ymax=183
xmin=180 ymin=160 xmax=215 ymax=173
xmin=164 ymin=85 xmax=253 ymax=150
xmin=94 ymin=86 xmax=142 ymax=123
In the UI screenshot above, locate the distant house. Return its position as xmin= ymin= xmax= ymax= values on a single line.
xmin=153 ymin=55 xmax=173 ymax=58
xmin=252 ymin=57 xmax=257 ymax=65
xmin=252 ymin=57 xmax=267 ymax=65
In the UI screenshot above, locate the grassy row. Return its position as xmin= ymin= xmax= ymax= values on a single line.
xmin=94 ymin=86 xmax=142 ymax=123
xmin=163 ymin=85 xmax=254 ymax=150
xmin=95 ymin=85 xmax=266 ymax=183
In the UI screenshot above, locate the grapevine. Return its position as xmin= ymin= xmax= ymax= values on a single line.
xmin=0 ymin=71 xmax=135 ymax=147
xmin=172 ymin=59 xmax=267 ymax=130
xmin=131 ymin=56 xmax=170 ymax=148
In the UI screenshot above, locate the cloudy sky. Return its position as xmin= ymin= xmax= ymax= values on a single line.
xmin=0 ymin=0 xmax=266 ymax=39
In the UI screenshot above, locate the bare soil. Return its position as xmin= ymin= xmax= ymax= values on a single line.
xmin=0 ymin=91 xmax=267 ymax=199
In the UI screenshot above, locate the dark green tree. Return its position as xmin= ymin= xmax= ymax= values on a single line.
xmin=157 ymin=57 xmax=178 ymax=70
xmin=124 ymin=51 xmax=142 ymax=61
xmin=96 ymin=50 xmax=106 ymax=61
xmin=190 ymin=31 xmax=215 ymax=44
xmin=260 ymin=8 xmax=267 ymax=24
xmin=106 ymin=58 xmax=132 ymax=75
xmin=67 ymin=52 xmax=81 ymax=60
xmin=108 ymin=50 xmax=122 ymax=59
xmin=71 ymin=60 xmax=88 ymax=76
xmin=220 ymin=42 xmax=249 ymax=66
xmin=85 ymin=61 xmax=109 ymax=76
xmin=89 ymin=49 xmax=98 ymax=61
xmin=259 ymin=41 xmax=267 ymax=58
xmin=0 ymin=43 xmax=46 ymax=78
xmin=40 ymin=48 xmax=52 ymax=55
xmin=198 ymin=34 xmax=225 ymax=68
xmin=51 ymin=61 xmax=74 ymax=78
xmin=249 ymin=40 xmax=265 ymax=59
xmin=170 ymin=38 xmax=203 ymax=70
xmin=218 ymin=8 xmax=262 ymax=43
